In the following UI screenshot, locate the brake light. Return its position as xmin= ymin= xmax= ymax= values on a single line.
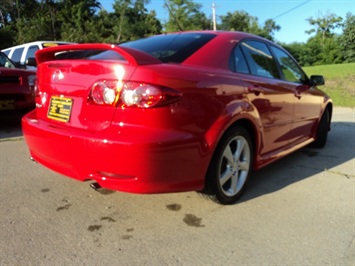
xmin=89 ymin=80 xmax=121 ymax=106
xmin=120 ymin=82 xmax=182 ymax=108
xmin=34 ymin=78 xmax=39 ymax=97
xmin=89 ymin=80 xmax=181 ymax=108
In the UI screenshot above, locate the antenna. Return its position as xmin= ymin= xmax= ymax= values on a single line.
xmin=164 ymin=1 xmax=183 ymax=31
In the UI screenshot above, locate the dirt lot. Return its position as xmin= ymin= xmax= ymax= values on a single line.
xmin=0 ymin=107 xmax=354 ymax=265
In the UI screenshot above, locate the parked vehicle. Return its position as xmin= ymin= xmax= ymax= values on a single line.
xmin=1 ymin=41 xmax=72 ymax=69
xmin=0 ymin=52 xmax=36 ymax=111
xmin=22 ymin=31 xmax=332 ymax=204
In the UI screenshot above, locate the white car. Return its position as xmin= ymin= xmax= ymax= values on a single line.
xmin=1 ymin=41 xmax=72 ymax=69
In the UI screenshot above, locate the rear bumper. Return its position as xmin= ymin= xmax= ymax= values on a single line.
xmin=22 ymin=110 xmax=209 ymax=193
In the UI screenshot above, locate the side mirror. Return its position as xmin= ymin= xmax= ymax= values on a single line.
xmin=26 ymin=57 xmax=37 ymax=67
xmin=310 ymin=75 xmax=325 ymax=86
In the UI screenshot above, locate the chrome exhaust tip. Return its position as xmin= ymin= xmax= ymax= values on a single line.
xmin=90 ymin=182 xmax=101 ymax=191
xmin=30 ymin=157 xmax=37 ymax=163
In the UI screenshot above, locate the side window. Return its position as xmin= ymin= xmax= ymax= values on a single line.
xmin=2 ymin=50 xmax=10 ymax=56
xmin=11 ymin=48 xmax=24 ymax=65
xmin=240 ymin=40 xmax=280 ymax=79
xmin=230 ymin=45 xmax=250 ymax=74
xmin=270 ymin=46 xmax=307 ymax=83
xmin=25 ymin=45 xmax=39 ymax=61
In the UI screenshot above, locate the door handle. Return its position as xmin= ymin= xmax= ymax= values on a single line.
xmin=247 ymin=85 xmax=263 ymax=96
xmin=294 ymin=91 xmax=302 ymax=99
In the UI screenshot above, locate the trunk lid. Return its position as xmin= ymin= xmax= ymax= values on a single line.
xmin=35 ymin=60 xmax=136 ymax=131
xmin=33 ymin=44 xmax=161 ymax=131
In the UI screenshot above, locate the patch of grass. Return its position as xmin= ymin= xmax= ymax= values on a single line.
xmin=303 ymin=63 xmax=355 ymax=107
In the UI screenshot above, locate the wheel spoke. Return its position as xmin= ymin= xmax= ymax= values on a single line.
xmin=239 ymin=160 xmax=249 ymax=171
xmin=220 ymin=167 xmax=233 ymax=187
xmin=235 ymin=138 xmax=246 ymax=160
xmin=229 ymin=174 xmax=238 ymax=194
xmin=223 ymin=144 xmax=234 ymax=165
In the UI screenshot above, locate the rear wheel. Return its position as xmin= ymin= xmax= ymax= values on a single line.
xmin=205 ymin=126 xmax=253 ymax=205
xmin=311 ymin=109 xmax=330 ymax=148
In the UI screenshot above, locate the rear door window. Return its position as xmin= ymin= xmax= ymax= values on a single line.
xmin=230 ymin=45 xmax=250 ymax=74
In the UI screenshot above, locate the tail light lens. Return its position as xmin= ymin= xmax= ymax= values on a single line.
xmin=90 ymin=81 xmax=120 ymax=105
xmin=121 ymin=82 xmax=164 ymax=108
xmin=34 ymin=78 xmax=39 ymax=96
xmin=89 ymin=80 xmax=181 ymax=108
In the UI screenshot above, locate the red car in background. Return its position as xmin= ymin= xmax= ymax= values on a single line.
xmin=0 ymin=52 xmax=36 ymax=111
xmin=22 ymin=31 xmax=332 ymax=204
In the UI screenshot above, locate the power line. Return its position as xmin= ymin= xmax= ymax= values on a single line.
xmin=272 ymin=0 xmax=312 ymax=20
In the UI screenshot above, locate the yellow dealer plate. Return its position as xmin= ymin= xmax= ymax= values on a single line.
xmin=47 ymin=96 xmax=73 ymax=122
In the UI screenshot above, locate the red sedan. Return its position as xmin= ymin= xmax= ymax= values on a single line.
xmin=0 ymin=52 xmax=36 ymax=111
xmin=22 ymin=31 xmax=332 ymax=204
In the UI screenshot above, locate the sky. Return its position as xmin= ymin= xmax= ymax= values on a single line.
xmin=100 ymin=0 xmax=355 ymax=44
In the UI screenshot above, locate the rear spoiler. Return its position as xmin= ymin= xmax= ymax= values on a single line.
xmin=35 ymin=43 xmax=161 ymax=66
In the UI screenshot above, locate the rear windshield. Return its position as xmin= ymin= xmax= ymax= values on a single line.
xmin=119 ymin=33 xmax=216 ymax=63
xmin=54 ymin=33 xmax=216 ymax=63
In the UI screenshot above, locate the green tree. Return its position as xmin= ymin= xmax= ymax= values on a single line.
xmin=59 ymin=0 xmax=102 ymax=42
xmin=14 ymin=0 xmax=63 ymax=43
xmin=220 ymin=11 xmax=280 ymax=41
xmin=164 ymin=0 xmax=210 ymax=32
xmin=281 ymin=42 xmax=309 ymax=66
xmin=340 ymin=12 xmax=355 ymax=62
xmin=0 ymin=28 xmax=14 ymax=49
xmin=305 ymin=12 xmax=343 ymax=64
xmin=111 ymin=0 xmax=162 ymax=43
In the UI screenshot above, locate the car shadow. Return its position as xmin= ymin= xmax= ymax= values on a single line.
xmin=0 ymin=110 xmax=30 ymax=139
xmin=239 ymin=121 xmax=354 ymax=203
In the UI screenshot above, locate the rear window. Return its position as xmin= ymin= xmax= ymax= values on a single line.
xmin=119 ymin=33 xmax=216 ymax=63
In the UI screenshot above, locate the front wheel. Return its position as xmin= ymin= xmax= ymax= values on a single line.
xmin=311 ymin=109 xmax=330 ymax=148
xmin=205 ymin=126 xmax=253 ymax=205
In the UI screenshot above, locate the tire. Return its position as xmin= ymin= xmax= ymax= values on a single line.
xmin=311 ymin=109 xmax=330 ymax=148
xmin=205 ymin=126 xmax=253 ymax=205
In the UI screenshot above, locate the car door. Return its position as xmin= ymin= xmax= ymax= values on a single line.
xmin=270 ymin=45 xmax=322 ymax=144
xmin=231 ymin=40 xmax=294 ymax=155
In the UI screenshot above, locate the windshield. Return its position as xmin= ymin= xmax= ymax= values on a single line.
xmin=0 ymin=52 xmax=16 ymax=68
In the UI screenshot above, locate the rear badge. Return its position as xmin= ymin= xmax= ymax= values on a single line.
xmin=47 ymin=96 xmax=73 ymax=122
xmin=52 ymin=69 xmax=64 ymax=82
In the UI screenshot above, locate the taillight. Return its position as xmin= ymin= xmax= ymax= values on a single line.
xmin=121 ymin=82 xmax=163 ymax=108
xmin=89 ymin=80 xmax=181 ymax=108
xmin=89 ymin=80 xmax=121 ymax=106
xmin=120 ymin=82 xmax=182 ymax=108
xmin=34 ymin=78 xmax=39 ymax=96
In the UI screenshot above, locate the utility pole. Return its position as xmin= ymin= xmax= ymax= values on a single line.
xmin=212 ymin=3 xmax=217 ymax=31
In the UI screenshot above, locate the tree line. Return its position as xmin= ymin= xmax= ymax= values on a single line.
xmin=0 ymin=0 xmax=354 ymax=66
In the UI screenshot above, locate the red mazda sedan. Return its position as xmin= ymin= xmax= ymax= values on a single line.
xmin=22 ymin=31 xmax=332 ymax=204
